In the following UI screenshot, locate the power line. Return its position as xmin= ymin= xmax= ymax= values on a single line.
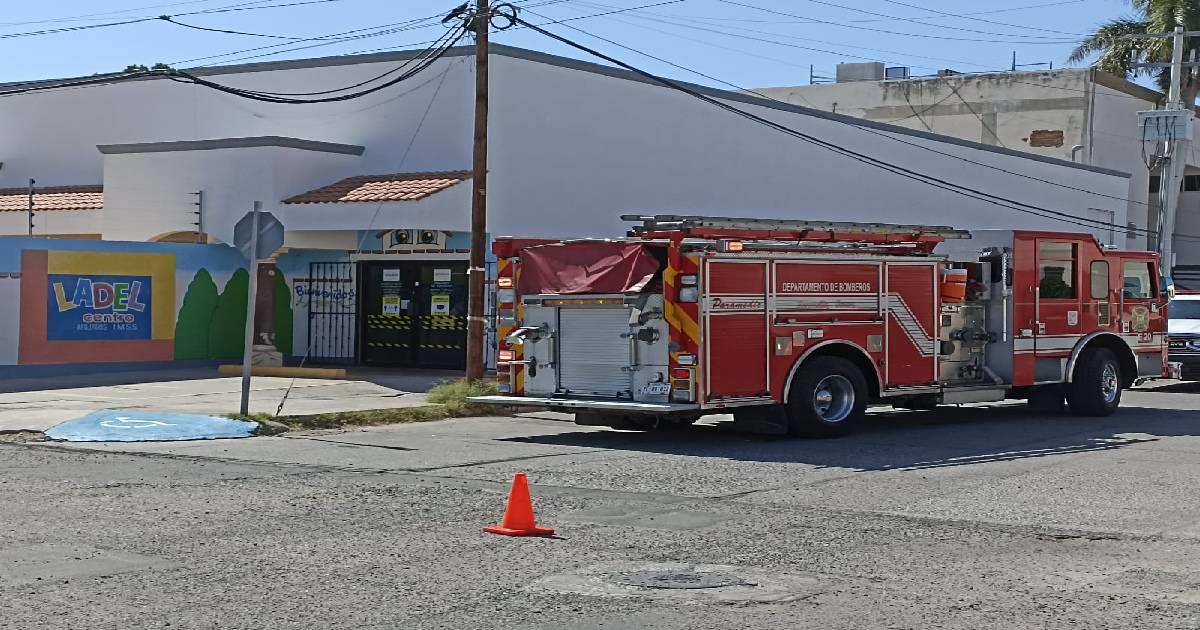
xmin=939 ymin=75 xmax=1007 ymax=148
xmin=575 ymin=0 xmax=1162 ymax=106
xmin=523 ymin=5 xmax=1154 ymax=212
xmin=165 ymin=24 xmax=467 ymax=103
xmin=573 ymin=0 xmax=997 ymax=73
xmin=714 ymin=0 xmax=1076 ymax=45
xmin=508 ymin=12 xmax=1163 ymax=238
xmin=875 ymin=0 xmax=1086 ymax=37
xmin=0 ymin=20 xmax=465 ymax=103
xmin=0 ymin=0 xmax=271 ymax=26
xmin=0 ymin=0 xmax=349 ymax=40
xmin=160 ymin=15 xmax=344 ymax=40
xmin=169 ymin=0 xmax=574 ymax=68
xmin=791 ymin=0 xmax=1080 ymax=40
xmin=619 ymin=0 xmax=1087 ymax=27
xmin=169 ymin=15 xmax=445 ymax=65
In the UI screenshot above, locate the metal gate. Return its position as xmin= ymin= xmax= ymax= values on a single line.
xmin=305 ymin=262 xmax=356 ymax=365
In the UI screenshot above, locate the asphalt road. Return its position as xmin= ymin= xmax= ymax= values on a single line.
xmin=4 ymin=384 xmax=1200 ymax=629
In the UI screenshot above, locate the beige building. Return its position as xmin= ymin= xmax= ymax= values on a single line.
xmin=756 ymin=65 xmax=1200 ymax=283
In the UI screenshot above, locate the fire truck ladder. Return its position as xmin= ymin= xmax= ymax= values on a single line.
xmin=622 ymin=214 xmax=971 ymax=240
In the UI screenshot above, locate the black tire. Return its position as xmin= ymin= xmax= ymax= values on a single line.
xmin=786 ymin=356 xmax=868 ymax=437
xmin=1066 ymin=348 xmax=1122 ymax=416
xmin=1026 ymin=385 xmax=1065 ymax=414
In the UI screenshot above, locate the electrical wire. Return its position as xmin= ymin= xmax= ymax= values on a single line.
xmin=900 ymin=88 xmax=932 ymax=131
xmin=170 ymin=15 xmax=446 ymax=66
xmin=790 ymin=0 xmax=1079 ymax=40
xmin=0 ymin=0 xmax=348 ymax=39
xmin=0 ymin=17 xmax=157 ymax=40
xmin=572 ymin=1 xmax=993 ymax=74
xmin=603 ymin=0 xmax=1086 ymax=27
xmin=874 ymin=0 xmax=1086 ymax=37
xmin=209 ymin=26 xmax=464 ymax=99
xmin=938 ymin=75 xmax=1007 ymax=148
xmin=572 ymin=0 xmax=1158 ymax=104
xmin=508 ymin=13 xmax=1163 ymax=238
xmin=0 ymin=18 xmax=463 ymax=102
xmin=160 ymin=15 xmax=343 ymax=40
xmin=714 ymin=0 xmax=1076 ymax=45
xmin=355 ymin=59 xmax=459 ymax=254
xmin=165 ymin=24 xmax=466 ymax=103
xmin=520 ymin=6 xmax=1155 ymax=214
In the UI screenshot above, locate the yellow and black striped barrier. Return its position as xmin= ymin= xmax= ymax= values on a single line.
xmin=421 ymin=314 xmax=466 ymax=330
xmin=367 ymin=342 xmax=410 ymax=349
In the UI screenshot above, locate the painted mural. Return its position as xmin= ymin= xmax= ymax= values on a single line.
xmin=0 ymin=237 xmax=292 ymax=373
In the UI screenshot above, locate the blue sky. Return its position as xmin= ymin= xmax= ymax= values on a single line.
xmin=0 ymin=0 xmax=1134 ymax=87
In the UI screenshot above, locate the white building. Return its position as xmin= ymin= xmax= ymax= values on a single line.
xmin=0 ymin=45 xmax=1138 ymax=369
xmin=754 ymin=64 xmax=1200 ymax=280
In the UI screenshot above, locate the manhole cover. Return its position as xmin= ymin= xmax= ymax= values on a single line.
xmin=610 ymin=569 xmax=749 ymax=590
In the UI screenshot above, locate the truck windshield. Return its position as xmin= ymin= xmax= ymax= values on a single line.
xmin=1169 ymin=299 xmax=1200 ymax=320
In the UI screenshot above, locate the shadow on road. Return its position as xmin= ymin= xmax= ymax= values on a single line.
xmin=345 ymin=367 xmax=464 ymax=393
xmin=501 ymin=403 xmax=1200 ymax=472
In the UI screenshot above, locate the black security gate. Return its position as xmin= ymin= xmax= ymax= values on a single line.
xmin=305 ymin=262 xmax=356 ymax=365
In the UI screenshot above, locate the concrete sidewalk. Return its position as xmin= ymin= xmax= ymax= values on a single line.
xmin=0 ymin=368 xmax=459 ymax=433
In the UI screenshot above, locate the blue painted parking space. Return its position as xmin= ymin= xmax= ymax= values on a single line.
xmin=46 ymin=410 xmax=259 ymax=442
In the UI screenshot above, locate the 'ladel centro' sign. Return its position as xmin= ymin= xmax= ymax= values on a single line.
xmin=47 ymin=274 xmax=152 ymax=340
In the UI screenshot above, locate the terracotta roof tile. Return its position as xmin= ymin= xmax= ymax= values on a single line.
xmin=0 ymin=185 xmax=103 ymax=212
xmin=282 ymin=171 xmax=471 ymax=205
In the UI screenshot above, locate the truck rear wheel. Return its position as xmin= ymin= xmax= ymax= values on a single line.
xmin=786 ymin=356 xmax=867 ymax=437
xmin=1066 ymin=348 xmax=1122 ymax=417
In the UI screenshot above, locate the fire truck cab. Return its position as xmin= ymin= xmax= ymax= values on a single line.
xmin=469 ymin=215 xmax=1177 ymax=436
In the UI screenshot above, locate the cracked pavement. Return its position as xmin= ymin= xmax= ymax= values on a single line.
xmin=4 ymin=384 xmax=1200 ymax=628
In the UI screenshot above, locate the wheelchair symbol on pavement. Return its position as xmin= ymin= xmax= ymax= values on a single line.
xmin=99 ymin=416 xmax=179 ymax=429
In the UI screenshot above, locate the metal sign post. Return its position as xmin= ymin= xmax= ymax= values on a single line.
xmin=239 ymin=202 xmax=262 ymax=415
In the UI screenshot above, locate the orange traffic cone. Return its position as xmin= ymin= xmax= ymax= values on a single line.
xmin=484 ymin=472 xmax=555 ymax=537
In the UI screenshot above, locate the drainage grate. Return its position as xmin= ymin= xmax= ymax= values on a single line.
xmin=609 ymin=569 xmax=751 ymax=590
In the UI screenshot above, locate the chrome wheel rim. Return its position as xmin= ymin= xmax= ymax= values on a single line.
xmin=1101 ymin=362 xmax=1120 ymax=404
xmin=812 ymin=375 xmax=855 ymax=423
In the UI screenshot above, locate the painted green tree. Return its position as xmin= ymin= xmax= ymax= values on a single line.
xmin=273 ymin=271 xmax=294 ymax=356
xmin=174 ymin=269 xmax=220 ymax=359
xmin=207 ymin=268 xmax=249 ymax=359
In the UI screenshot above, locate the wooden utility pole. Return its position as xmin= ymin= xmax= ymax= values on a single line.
xmin=465 ymin=0 xmax=489 ymax=381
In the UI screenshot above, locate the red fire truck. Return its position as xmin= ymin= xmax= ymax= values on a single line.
xmin=469 ymin=215 xmax=1179 ymax=436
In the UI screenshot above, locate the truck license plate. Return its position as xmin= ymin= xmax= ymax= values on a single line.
xmin=641 ymin=382 xmax=671 ymax=396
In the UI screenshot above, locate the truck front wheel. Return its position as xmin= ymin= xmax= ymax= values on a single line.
xmin=1066 ymin=348 xmax=1122 ymax=416
xmin=786 ymin=356 xmax=867 ymax=437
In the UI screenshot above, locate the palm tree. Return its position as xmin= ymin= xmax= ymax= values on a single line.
xmin=1069 ymin=0 xmax=1200 ymax=105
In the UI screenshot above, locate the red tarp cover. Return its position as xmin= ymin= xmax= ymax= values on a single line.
xmin=517 ymin=242 xmax=662 ymax=295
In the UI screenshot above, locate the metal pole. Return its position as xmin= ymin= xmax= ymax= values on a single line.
xmin=1160 ymin=26 xmax=1188 ymax=273
xmin=193 ymin=190 xmax=205 ymax=244
xmin=239 ymin=201 xmax=262 ymax=415
xmin=465 ymin=0 xmax=489 ymax=382
xmin=27 ymin=179 xmax=34 ymax=236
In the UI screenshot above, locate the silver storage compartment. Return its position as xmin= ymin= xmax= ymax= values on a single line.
xmin=557 ymin=306 xmax=633 ymax=397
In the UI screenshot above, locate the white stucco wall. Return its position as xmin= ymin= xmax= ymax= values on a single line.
xmin=0 ymin=209 xmax=100 ymax=236
xmin=0 ymin=48 xmax=1131 ymax=249
xmin=487 ymin=55 xmax=1129 ymax=243
xmin=101 ymin=146 xmax=361 ymax=244
xmin=756 ymin=70 xmax=1159 ymax=250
